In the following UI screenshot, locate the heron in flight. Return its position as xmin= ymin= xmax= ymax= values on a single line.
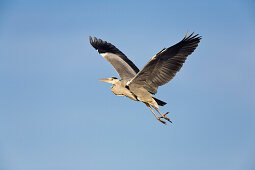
xmin=89 ymin=33 xmax=201 ymax=124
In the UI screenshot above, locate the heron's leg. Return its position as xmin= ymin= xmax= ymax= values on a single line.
xmin=144 ymin=103 xmax=166 ymax=124
xmin=154 ymin=108 xmax=172 ymax=123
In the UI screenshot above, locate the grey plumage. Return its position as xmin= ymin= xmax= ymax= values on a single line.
xmin=89 ymin=36 xmax=139 ymax=81
xmin=128 ymin=33 xmax=201 ymax=94
xmin=89 ymin=33 xmax=201 ymax=124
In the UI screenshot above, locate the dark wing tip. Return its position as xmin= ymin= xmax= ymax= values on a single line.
xmin=89 ymin=36 xmax=108 ymax=50
xmin=89 ymin=36 xmax=125 ymax=56
xmin=89 ymin=36 xmax=96 ymax=49
xmin=89 ymin=36 xmax=140 ymax=73
xmin=89 ymin=36 xmax=94 ymax=47
xmin=183 ymin=32 xmax=202 ymax=42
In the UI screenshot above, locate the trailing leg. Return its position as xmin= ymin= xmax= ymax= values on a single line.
xmin=144 ymin=103 xmax=166 ymax=124
xmin=154 ymin=108 xmax=172 ymax=123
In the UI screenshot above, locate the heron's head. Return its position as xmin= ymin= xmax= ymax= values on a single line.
xmin=99 ymin=77 xmax=119 ymax=84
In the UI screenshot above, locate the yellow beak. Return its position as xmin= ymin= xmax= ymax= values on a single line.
xmin=99 ymin=79 xmax=109 ymax=82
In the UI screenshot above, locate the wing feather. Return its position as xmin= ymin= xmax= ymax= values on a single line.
xmin=128 ymin=33 xmax=201 ymax=94
xmin=89 ymin=36 xmax=139 ymax=81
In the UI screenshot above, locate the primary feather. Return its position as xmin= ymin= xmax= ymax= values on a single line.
xmin=128 ymin=33 xmax=201 ymax=94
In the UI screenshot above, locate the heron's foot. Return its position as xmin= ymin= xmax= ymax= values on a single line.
xmin=160 ymin=112 xmax=172 ymax=123
xmin=157 ymin=117 xmax=166 ymax=124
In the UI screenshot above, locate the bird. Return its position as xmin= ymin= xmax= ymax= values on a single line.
xmin=89 ymin=32 xmax=201 ymax=124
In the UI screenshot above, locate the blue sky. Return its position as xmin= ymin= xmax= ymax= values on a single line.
xmin=0 ymin=0 xmax=255 ymax=170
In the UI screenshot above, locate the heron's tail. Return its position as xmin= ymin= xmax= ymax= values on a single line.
xmin=153 ymin=97 xmax=167 ymax=106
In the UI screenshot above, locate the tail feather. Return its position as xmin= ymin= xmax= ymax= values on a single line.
xmin=153 ymin=97 xmax=167 ymax=106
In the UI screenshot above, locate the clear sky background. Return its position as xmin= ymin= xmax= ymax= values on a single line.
xmin=0 ymin=0 xmax=255 ymax=170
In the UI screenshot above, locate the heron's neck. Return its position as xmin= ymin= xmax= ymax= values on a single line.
xmin=112 ymin=79 xmax=120 ymax=84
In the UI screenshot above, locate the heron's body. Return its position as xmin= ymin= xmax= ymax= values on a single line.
xmin=111 ymin=80 xmax=138 ymax=101
xmin=109 ymin=79 xmax=160 ymax=108
xmin=90 ymin=32 xmax=201 ymax=124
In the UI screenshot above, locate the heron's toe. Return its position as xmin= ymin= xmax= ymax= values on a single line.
xmin=164 ymin=117 xmax=171 ymax=122
xmin=157 ymin=118 xmax=166 ymax=125
xmin=163 ymin=112 xmax=172 ymax=123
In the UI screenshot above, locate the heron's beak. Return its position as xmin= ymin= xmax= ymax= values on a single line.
xmin=99 ymin=78 xmax=109 ymax=83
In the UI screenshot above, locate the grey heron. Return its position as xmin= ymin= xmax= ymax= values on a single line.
xmin=89 ymin=32 xmax=201 ymax=124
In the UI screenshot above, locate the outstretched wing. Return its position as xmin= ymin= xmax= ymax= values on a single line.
xmin=89 ymin=36 xmax=139 ymax=81
xmin=128 ymin=33 xmax=201 ymax=94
